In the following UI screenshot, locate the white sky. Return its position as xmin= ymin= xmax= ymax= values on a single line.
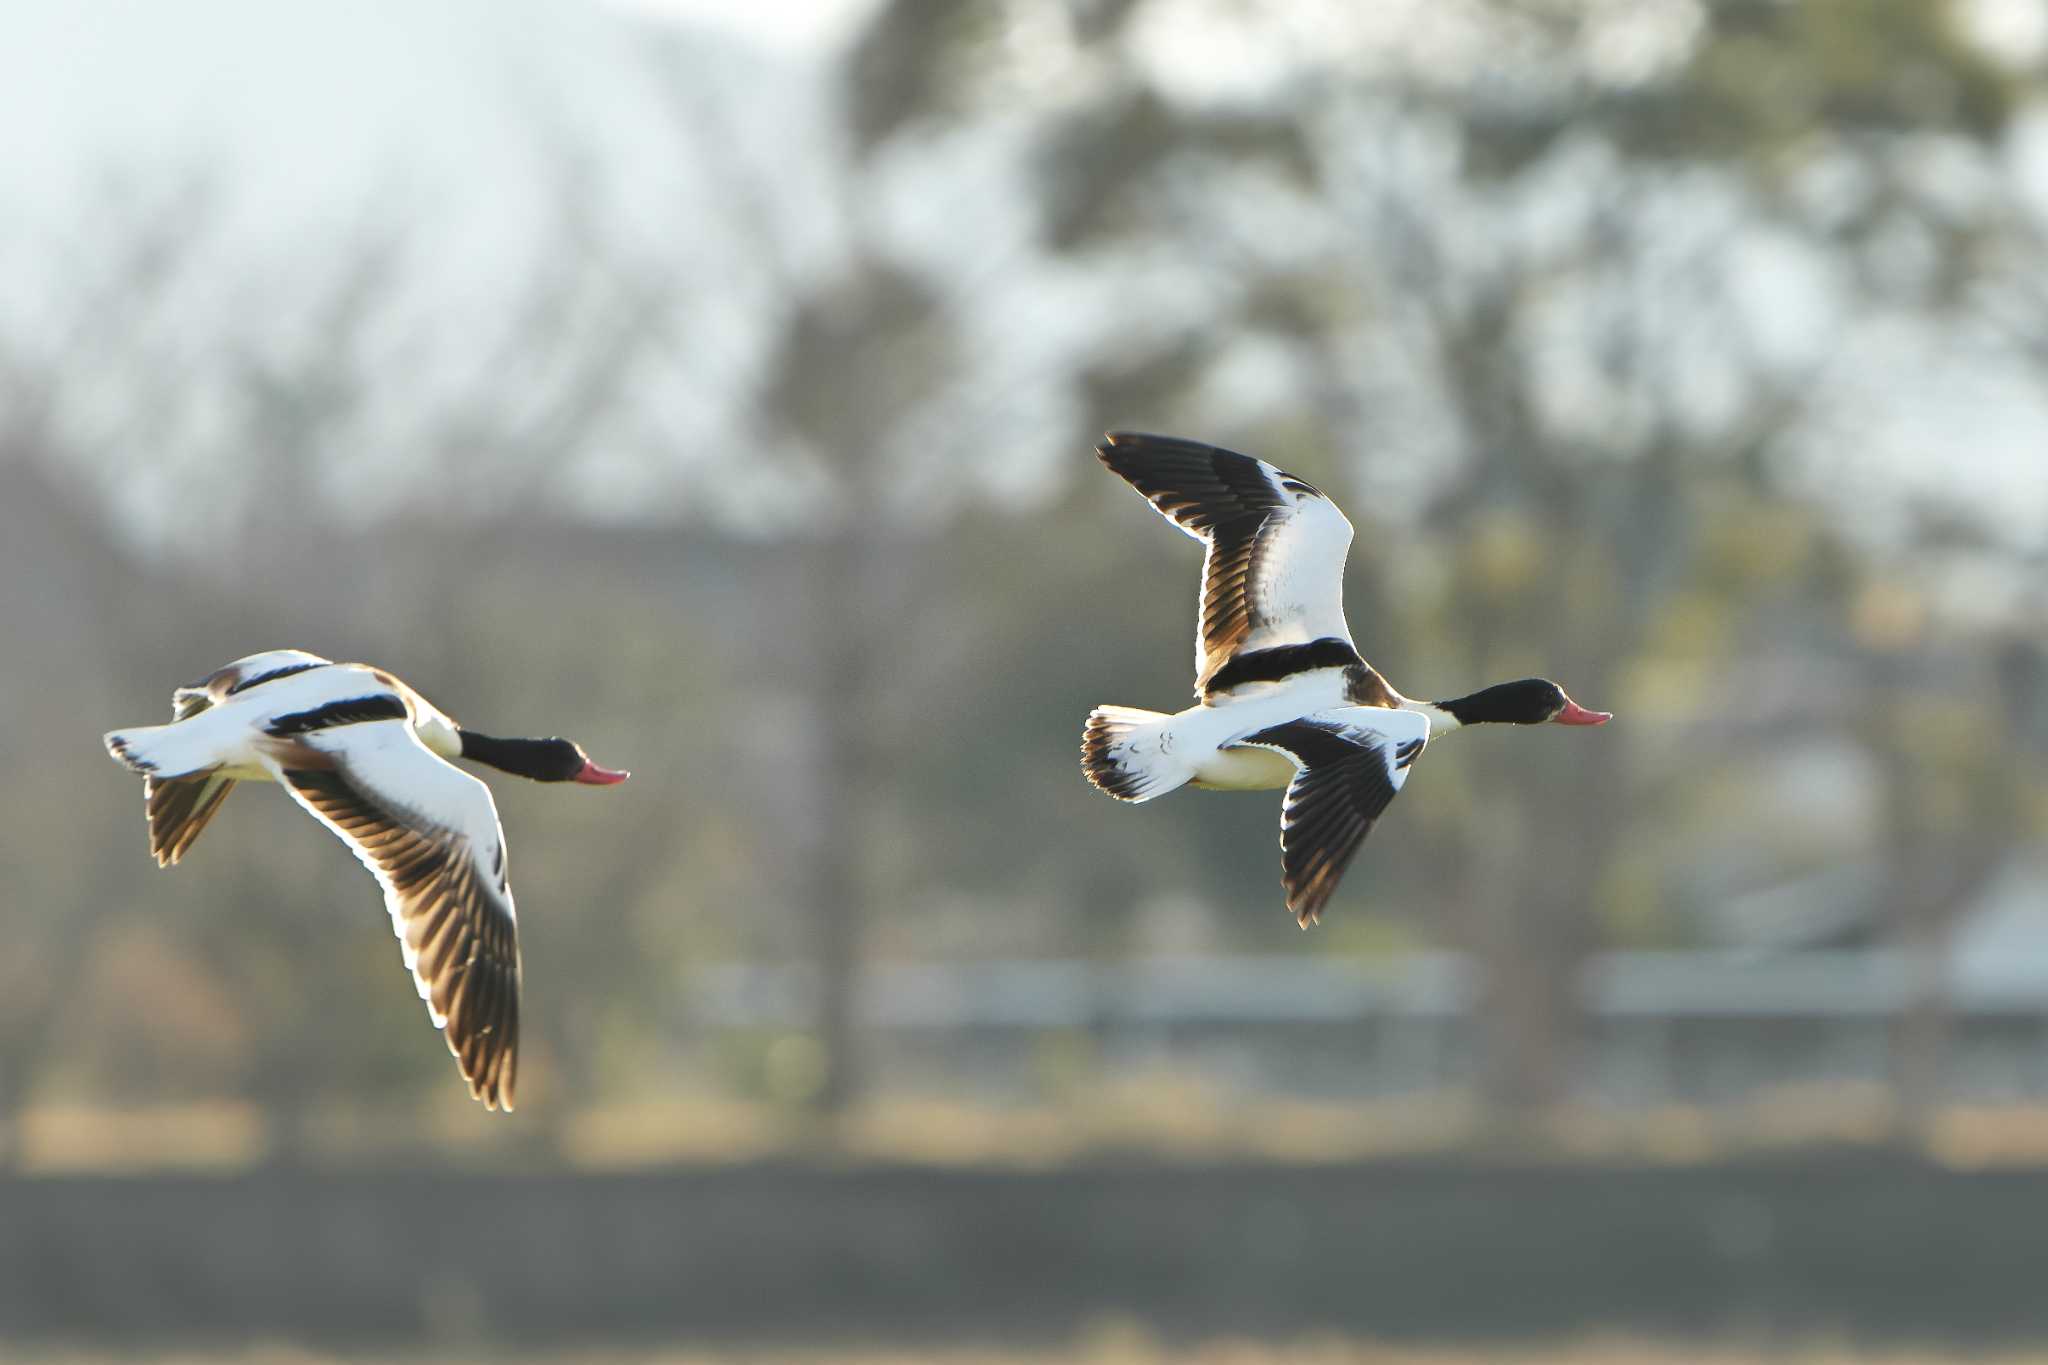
xmin=599 ymin=0 xmax=877 ymax=52
xmin=0 ymin=0 xmax=2040 ymax=550
xmin=0 ymin=1 xmax=689 ymax=274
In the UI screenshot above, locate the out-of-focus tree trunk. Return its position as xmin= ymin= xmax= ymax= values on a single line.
xmin=1882 ymin=777 xmax=2024 ymax=1141
xmin=798 ymin=522 xmax=879 ymax=1119
xmin=1463 ymin=815 xmax=1572 ymax=1123
xmin=1891 ymin=897 xmax=1951 ymax=1143
xmin=0 ymin=448 xmax=173 ymax=1164
xmin=1862 ymin=617 xmax=2034 ymax=1142
xmin=1460 ymin=690 xmax=1628 ymax=1126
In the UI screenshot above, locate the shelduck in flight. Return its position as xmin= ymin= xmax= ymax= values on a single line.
xmin=102 ymin=649 xmax=629 ymax=1111
xmin=1081 ymin=433 xmax=1610 ymax=926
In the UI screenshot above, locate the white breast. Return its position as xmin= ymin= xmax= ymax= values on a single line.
xmin=1162 ymin=676 xmax=1362 ymax=792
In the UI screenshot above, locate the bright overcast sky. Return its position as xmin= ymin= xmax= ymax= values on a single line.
xmin=0 ymin=0 xmax=2040 ymax=549
xmin=600 ymin=0 xmax=878 ymax=51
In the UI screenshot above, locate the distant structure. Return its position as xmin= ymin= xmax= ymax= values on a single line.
xmin=691 ymin=850 xmax=2048 ymax=1107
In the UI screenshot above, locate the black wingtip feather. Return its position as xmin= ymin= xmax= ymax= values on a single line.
xmin=1245 ymin=718 xmax=1421 ymax=929
xmin=1096 ymin=431 xmax=1324 ymax=503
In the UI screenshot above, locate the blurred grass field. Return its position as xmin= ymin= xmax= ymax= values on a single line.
xmin=23 ymin=1082 xmax=2048 ymax=1172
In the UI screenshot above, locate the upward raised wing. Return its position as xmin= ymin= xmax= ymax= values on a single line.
xmin=170 ymin=649 xmax=333 ymax=720
xmin=1097 ymin=433 xmax=1360 ymax=700
xmin=1234 ymin=707 xmax=1431 ymax=927
xmin=259 ymin=717 xmax=522 ymax=1111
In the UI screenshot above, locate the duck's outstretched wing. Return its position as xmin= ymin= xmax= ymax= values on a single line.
xmin=1235 ymin=708 xmax=1431 ymax=927
xmin=170 ymin=649 xmax=333 ymax=719
xmin=260 ymin=716 xmax=521 ymax=1112
xmin=142 ymin=774 xmax=237 ymax=867
xmin=1097 ymin=432 xmax=1364 ymax=701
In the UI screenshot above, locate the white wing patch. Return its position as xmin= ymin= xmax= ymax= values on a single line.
xmin=1238 ymin=493 xmax=1356 ymax=656
xmin=1309 ymin=706 xmax=1430 ymax=752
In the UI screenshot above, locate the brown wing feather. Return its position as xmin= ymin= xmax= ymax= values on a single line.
xmin=149 ymin=674 xmax=242 ymax=862
xmin=170 ymin=689 xmax=214 ymax=723
xmin=143 ymin=774 xmax=236 ymax=867
xmin=279 ymin=765 xmax=522 ymax=1111
xmin=1194 ymin=517 xmax=1273 ymax=686
xmin=1098 ymin=432 xmax=1301 ymax=685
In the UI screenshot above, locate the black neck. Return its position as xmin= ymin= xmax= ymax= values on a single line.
xmin=1433 ymin=678 xmax=1565 ymax=727
xmin=458 ymin=732 xmax=584 ymax=782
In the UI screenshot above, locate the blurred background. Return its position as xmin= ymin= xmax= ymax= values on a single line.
xmin=3 ymin=0 xmax=2048 ymax=1360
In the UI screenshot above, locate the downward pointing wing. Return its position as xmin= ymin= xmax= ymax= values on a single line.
xmin=1234 ymin=707 xmax=1430 ymax=927
xmin=261 ymin=718 xmax=523 ymax=1111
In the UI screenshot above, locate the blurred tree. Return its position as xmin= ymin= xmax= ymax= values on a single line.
xmin=634 ymin=4 xmax=1009 ymax=1118
xmin=0 ymin=458 xmax=142 ymax=1161
xmin=0 ymin=0 xmax=2042 ymax=1152
xmin=968 ymin=0 xmax=2031 ymax=1124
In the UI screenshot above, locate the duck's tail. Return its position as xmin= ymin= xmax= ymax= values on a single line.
xmin=103 ymin=723 xmax=219 ymax=781
xmin=1081 ymin=705 xmax=1193 ymax=803
xmin=106 ymin=722 xmax=242 ymax=866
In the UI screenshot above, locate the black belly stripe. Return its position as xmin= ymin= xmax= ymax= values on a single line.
xmin=1203 ymin=637 xmax=1364 ymax=696
xmin=226 ymin=661 xmax=326 ymax=696
xmin=266 ymin=693 xmax=409 ymax=736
